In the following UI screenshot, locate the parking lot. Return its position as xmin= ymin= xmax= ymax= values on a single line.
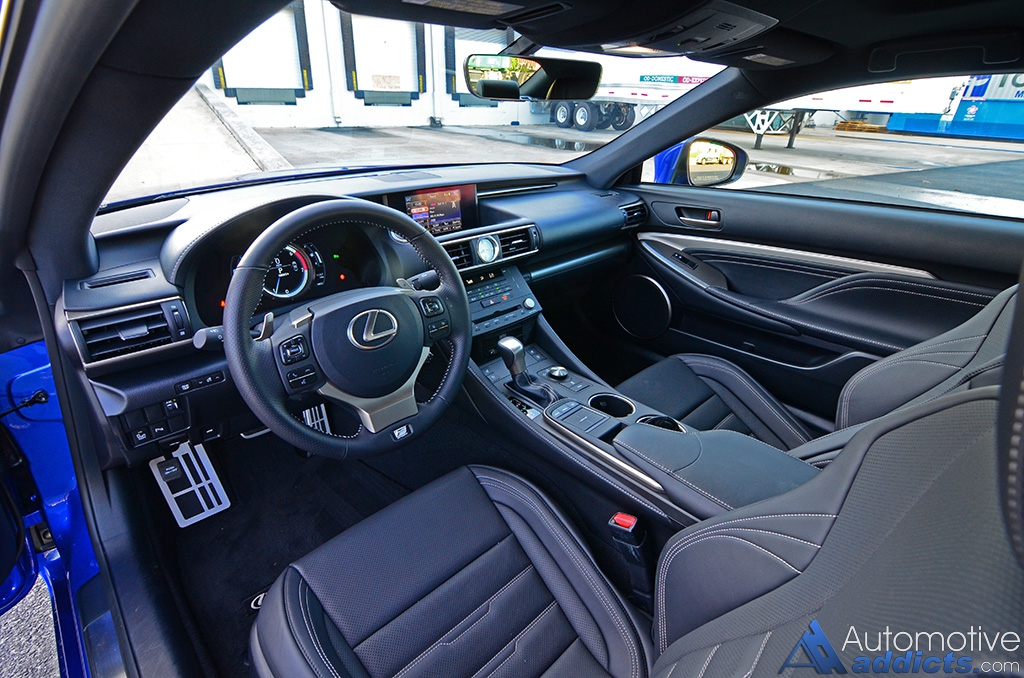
xmin=257 ymin=122 xmax=1024 ymax=218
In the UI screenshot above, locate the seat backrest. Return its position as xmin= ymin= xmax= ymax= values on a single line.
xmin=836 ymin=285 xmax=1016 ymax=429
xmin=654 ymin=385 xmax=1024 ymax=674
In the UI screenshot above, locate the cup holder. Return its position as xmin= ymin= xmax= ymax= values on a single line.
xmin=588 ymin=393 xmax=636 ymax=418
xmin=637 ymin=414 xmax=686 ymax=432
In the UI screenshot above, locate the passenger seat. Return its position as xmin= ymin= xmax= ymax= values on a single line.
xmin=616 ymin=285 xmax=1016 ymax=451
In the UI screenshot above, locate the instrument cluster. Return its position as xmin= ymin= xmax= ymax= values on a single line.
xmin=190 ymin=225 xmax=384 ymax=327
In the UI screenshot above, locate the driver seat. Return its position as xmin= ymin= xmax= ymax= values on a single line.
xmin=252 ymin=322 xmax=1024 ymax=678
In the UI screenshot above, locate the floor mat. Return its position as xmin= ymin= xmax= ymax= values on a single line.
xmin=173 ymin=434 xmax=407 ymax=678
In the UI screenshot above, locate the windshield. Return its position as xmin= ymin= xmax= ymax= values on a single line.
xmin=104 ymin=6 xmax=724 ymax=205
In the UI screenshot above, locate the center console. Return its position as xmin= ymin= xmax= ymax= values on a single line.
xmin=468 ymin=265 xmax=820 ymax=524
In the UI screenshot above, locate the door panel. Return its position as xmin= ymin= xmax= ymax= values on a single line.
xmin=618 ymin=184 xmax=1019 ymax=424
xmin=639 ymin=235 xmax=994 ymax=354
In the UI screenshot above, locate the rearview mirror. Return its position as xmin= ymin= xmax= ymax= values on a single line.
xmin=464 ymin=54 xmax=602 ymax=102
xmin=655 ymin=137 xmax=748 ymax=187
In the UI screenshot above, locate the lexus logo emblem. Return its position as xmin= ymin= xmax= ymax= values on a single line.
xmin=347 ymin=309 xmax=398 ymax=350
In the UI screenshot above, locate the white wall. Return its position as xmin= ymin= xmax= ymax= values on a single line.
xmin=203 ymin=2 xmax=547 ymax=129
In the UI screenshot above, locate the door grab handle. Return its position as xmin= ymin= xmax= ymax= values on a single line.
xmin=675 ymin=206 xmax=721 ymax=230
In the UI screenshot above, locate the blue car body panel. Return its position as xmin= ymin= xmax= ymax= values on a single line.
xmin=0 ymin=341 xmax=101 ymax=677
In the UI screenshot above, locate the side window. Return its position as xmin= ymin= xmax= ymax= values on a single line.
xmin=642 ymin=74 xmax=1024 ymax=220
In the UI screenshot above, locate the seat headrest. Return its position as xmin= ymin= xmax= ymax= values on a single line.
xmin=997 ymin=263 xmax=1024 ymax=568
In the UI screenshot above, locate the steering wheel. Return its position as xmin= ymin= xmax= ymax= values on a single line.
xmin=223 ymin=198 xmax=471 ymax=459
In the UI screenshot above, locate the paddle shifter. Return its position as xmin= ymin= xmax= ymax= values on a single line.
xmin=496 ymin=336 xmax=559 ymax=408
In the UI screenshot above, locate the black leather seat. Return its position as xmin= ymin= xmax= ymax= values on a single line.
xmin=253 ymin=288 xmax=1024 ymax=678
xmin=250 ymin=466 xmax=652 ymax=678
xmin=617 ymin=285 xmax=1017 ymax=451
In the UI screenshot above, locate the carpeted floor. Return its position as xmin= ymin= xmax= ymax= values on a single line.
xmin=172 ymin=434 xmax=408 ymax=678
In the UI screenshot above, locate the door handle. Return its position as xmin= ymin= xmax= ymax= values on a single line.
xmin=675 ymin=206 xmax=721 ymax=230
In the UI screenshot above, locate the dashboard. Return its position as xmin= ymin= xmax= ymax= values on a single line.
xmin=65 ymin=164 xmax=644 ymax=467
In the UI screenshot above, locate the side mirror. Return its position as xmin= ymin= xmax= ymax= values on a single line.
xmin=655 ymin=137 xmax=748 ymax=187
xmin=464 ymin=54 xmax=602 ymax=101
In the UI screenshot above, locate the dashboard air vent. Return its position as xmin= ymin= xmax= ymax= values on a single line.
xmin=498 ymin=228 xmax=534 ymax=256
xmin=443 ymin=240 xmax=474 ymax=269
xmin=621 ymin=201 xmax=649 ymax=229
xmin=77 ymin=304 xmax=173 ymax=362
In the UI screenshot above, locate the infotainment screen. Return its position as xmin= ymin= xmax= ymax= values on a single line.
xmin=398 ymin=184 xmax=477 ymax=235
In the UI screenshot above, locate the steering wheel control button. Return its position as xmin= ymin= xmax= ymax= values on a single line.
xmin=427 ymin=319 xmax=450 ymax=339
xmin=287 ymin=365 xmax=318 ymax=388
xmin=347 ymin=309 xmax=399 ymax=350
xmin=391 ymin=424 xmax=413 ymax=442
xmin=280 ymin=336 xmax=309 ymax=364
xmin=420 ymin=297 xmax=445 ymax=317
xmin=547 ymin=366 xmax=569 ymax=380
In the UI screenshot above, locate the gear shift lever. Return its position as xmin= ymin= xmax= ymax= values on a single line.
xmin=497 ymin=336 xmax=528 ymax=378
xmin=497 ymin=337 xmax=558 ymax=407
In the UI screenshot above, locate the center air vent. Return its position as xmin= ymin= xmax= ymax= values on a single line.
xmin=441 ymin=225 xmax=539 ymax=273
xmin=442 ymin=240 xmax=474 ymax=269
xmin=73 ymin=300 xmax=190 ymax=363
xmin=621 ymin=201 xmax=649 ymax=228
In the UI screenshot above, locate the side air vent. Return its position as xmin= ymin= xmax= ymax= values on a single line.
xmin=443 ymin=240 xmax=474 ymax=269
xmin=73 ymin=299 xmax=190 ymax=363
xmin=498 ymin=228 xmax=533 ymax=256
xmin=621 ymin=201 xmax=649 ymax=228
xmin=81 ymin=269 xmax=153 ymax=289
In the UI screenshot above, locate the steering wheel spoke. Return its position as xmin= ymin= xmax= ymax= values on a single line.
xmin=318 ymin=347 xmax=430 ymax=435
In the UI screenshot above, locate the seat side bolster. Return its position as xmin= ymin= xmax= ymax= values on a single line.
xmin=251 ymin=568 xmax=369 ymax=678
xmin=837 ymin=286 xmax=1016 ymax=428
xmin=470 ymin=466 xmax=653 ymax=678
xmin=651 ymin=425 xmax=874 ymax=654
xmin=677 ymin=355 xmax=812 ymax=450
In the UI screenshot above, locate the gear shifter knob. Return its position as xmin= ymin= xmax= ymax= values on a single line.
xmin=497 ymin=336 xmax=527 ymax=378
